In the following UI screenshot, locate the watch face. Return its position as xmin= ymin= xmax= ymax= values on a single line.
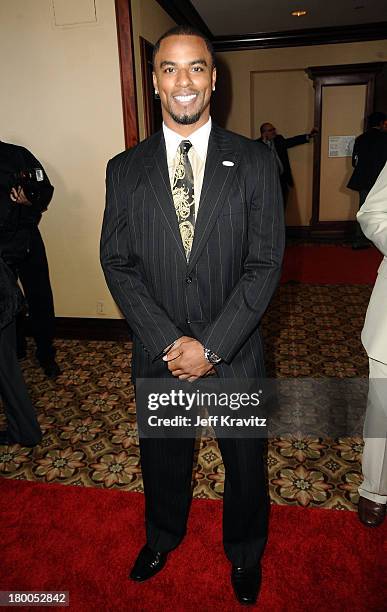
xmin=204 ymin=348 xmax=221 ymax=364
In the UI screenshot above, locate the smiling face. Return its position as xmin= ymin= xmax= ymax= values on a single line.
xmin=152 ymin=34 xmax=216 ymax=136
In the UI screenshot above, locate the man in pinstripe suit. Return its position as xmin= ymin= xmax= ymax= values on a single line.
xmin=101 ymin=26 xmax=284 ymax=605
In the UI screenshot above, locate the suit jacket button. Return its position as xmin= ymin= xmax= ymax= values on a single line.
xmin=185 ymin=276 xmax=192 ymax=284
xmin=186 ymin=318 xmax=191 ymax=323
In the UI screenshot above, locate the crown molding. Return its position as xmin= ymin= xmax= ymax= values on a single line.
xmin=155 ymin=0 xmax=213 ymax=39
xmin=306 ymin=62 xmax=385 ymax=81
xmin=213 ymin=22 xmax=387 ymax=51
xmin=154 ymin=2 xmax=387 ymax=51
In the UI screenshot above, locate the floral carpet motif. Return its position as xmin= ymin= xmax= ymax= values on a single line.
xmin=0 ymin=284 xmax=372 ymax=511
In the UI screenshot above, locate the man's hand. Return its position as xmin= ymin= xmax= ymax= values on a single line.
xmin=163 ymin=335 xmax=214 ymax=381
xmin=10 ymin=186 xmax=31 ymax=206
xmin=309 ymin=127 xmax=319 ymax=138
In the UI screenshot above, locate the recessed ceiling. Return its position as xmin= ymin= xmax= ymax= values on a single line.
xmin=190 ymin=0 xmax=387 ymax=36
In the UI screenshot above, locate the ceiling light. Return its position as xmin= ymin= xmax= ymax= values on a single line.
xmin=291 ymin=10 xmax=307 ymax=17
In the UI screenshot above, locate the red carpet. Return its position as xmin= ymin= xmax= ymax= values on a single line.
xmin=281 ymin=244 xmax=383 ymax=284
xmin=0 ymin=479 xmax=386 ymax=611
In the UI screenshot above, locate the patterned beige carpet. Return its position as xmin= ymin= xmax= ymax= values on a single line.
xmin=0 ymin=283 xmax=372 ymax=511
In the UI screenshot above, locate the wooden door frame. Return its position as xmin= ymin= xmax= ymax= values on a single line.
xmin=306 ymin=63 xmax=384 ymax=232
xmin=140 ymin=36 xmax=164 ymax=137
xmin=140 ymin=36 xmax=153 ymax=138
xmin=114 ymin=0 xmax=139 ymax=148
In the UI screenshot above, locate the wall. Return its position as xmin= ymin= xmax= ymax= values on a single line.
xmin=1 ymin=2 xmax=386 ymax=320
xmin=216 ymin=40 xmax=387 ymax=226
xmin=0 ymin=0 xmax=126 ymax=318
xmin=0 ymin=0 xmax=175 ymax=320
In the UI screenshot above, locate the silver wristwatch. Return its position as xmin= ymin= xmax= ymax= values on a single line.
xmin=203 ymin=347 xmax=222 ymax=364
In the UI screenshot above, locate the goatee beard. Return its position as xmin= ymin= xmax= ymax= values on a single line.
xmin=169 ymin=110 xmax=202 ymax=125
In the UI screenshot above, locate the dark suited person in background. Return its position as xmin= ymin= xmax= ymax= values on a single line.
xmin=0 ymin=203 xmax=41 ymax=446
xmin=257 ymin=122 xmax=317 ymax=206
xmin=347 ymin=111 xmax=387 ymax=249
xmin=101 ymin=26 xmax=284 ymax=605
xmin=0 ymin=255 xmax=42 ymax=447
xmin=0 ymin=141 xmax=60 ymax=378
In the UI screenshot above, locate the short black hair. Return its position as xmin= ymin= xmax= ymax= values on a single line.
xmin=152 ymin=25 xmax=215 ymax=69
xmin=260 ymin=123 xmax=272 ymax=134
xmin=367 ymin=111 xmax=386 ymax=128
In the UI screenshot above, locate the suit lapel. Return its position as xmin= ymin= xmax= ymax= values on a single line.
xmin=143 ymin=132 xmax=186 ymax=261
xmin=142 ymin=126 xmax=241 ymax=269
xmin=187 ymin=125 xmax=241 ymax=272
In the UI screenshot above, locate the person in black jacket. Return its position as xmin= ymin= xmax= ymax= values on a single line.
xmin=257 ymin=122 xmax=317 ymax=206
xmin=0 ymin=141 xmax=60 ymax=378
xmin=347 ymin=112 xmax=387 ymax=249
xmin=0 ymin=249 xmax=41 ymax=446
xmin=101 ymin=27 xmax=284 ymax=605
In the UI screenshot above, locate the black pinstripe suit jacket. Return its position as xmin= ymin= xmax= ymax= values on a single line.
xmin=100 ymin=124 xmax=285 ymax=379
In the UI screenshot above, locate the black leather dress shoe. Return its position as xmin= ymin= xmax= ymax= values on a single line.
xmin=129 ymin=545 xmax=168 ymax=582
xmin=351 ymin=241 xmax=370 ymax=250
xmin=17 ymin=347 xmax=27 ymax=360
xmin=231 ymin=564 xmax=262 ymax=605
xmin=358 ymin=496 xmax=386 ymax=527
xmin=39 ymin=359 xmax=61 ymax=379
xmin=0 ymin=430 xmax=41 ymax=448
xmin=0 ymin=430 xmax=9 ymax=445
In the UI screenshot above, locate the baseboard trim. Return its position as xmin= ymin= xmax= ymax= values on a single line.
xmin=46 ymin=226 xmax=354 ymax=342
xmin=286 ymin=226 xmax=311 ymax=240
xmin=286 ymin=223 xmax=355 ymax=241
xmin=54 ymin=317 xmax=132 ymax=341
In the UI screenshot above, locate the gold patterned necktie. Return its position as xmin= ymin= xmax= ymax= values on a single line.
xmin=172 ymin=140 xmax=195 ymax=260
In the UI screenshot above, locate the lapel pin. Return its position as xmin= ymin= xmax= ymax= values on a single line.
xmin=222 ymin=160 xmax=234 ymax=167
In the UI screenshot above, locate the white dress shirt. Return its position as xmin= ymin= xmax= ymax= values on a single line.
xmin=163 ymin=118 xmax=212 ymax=215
